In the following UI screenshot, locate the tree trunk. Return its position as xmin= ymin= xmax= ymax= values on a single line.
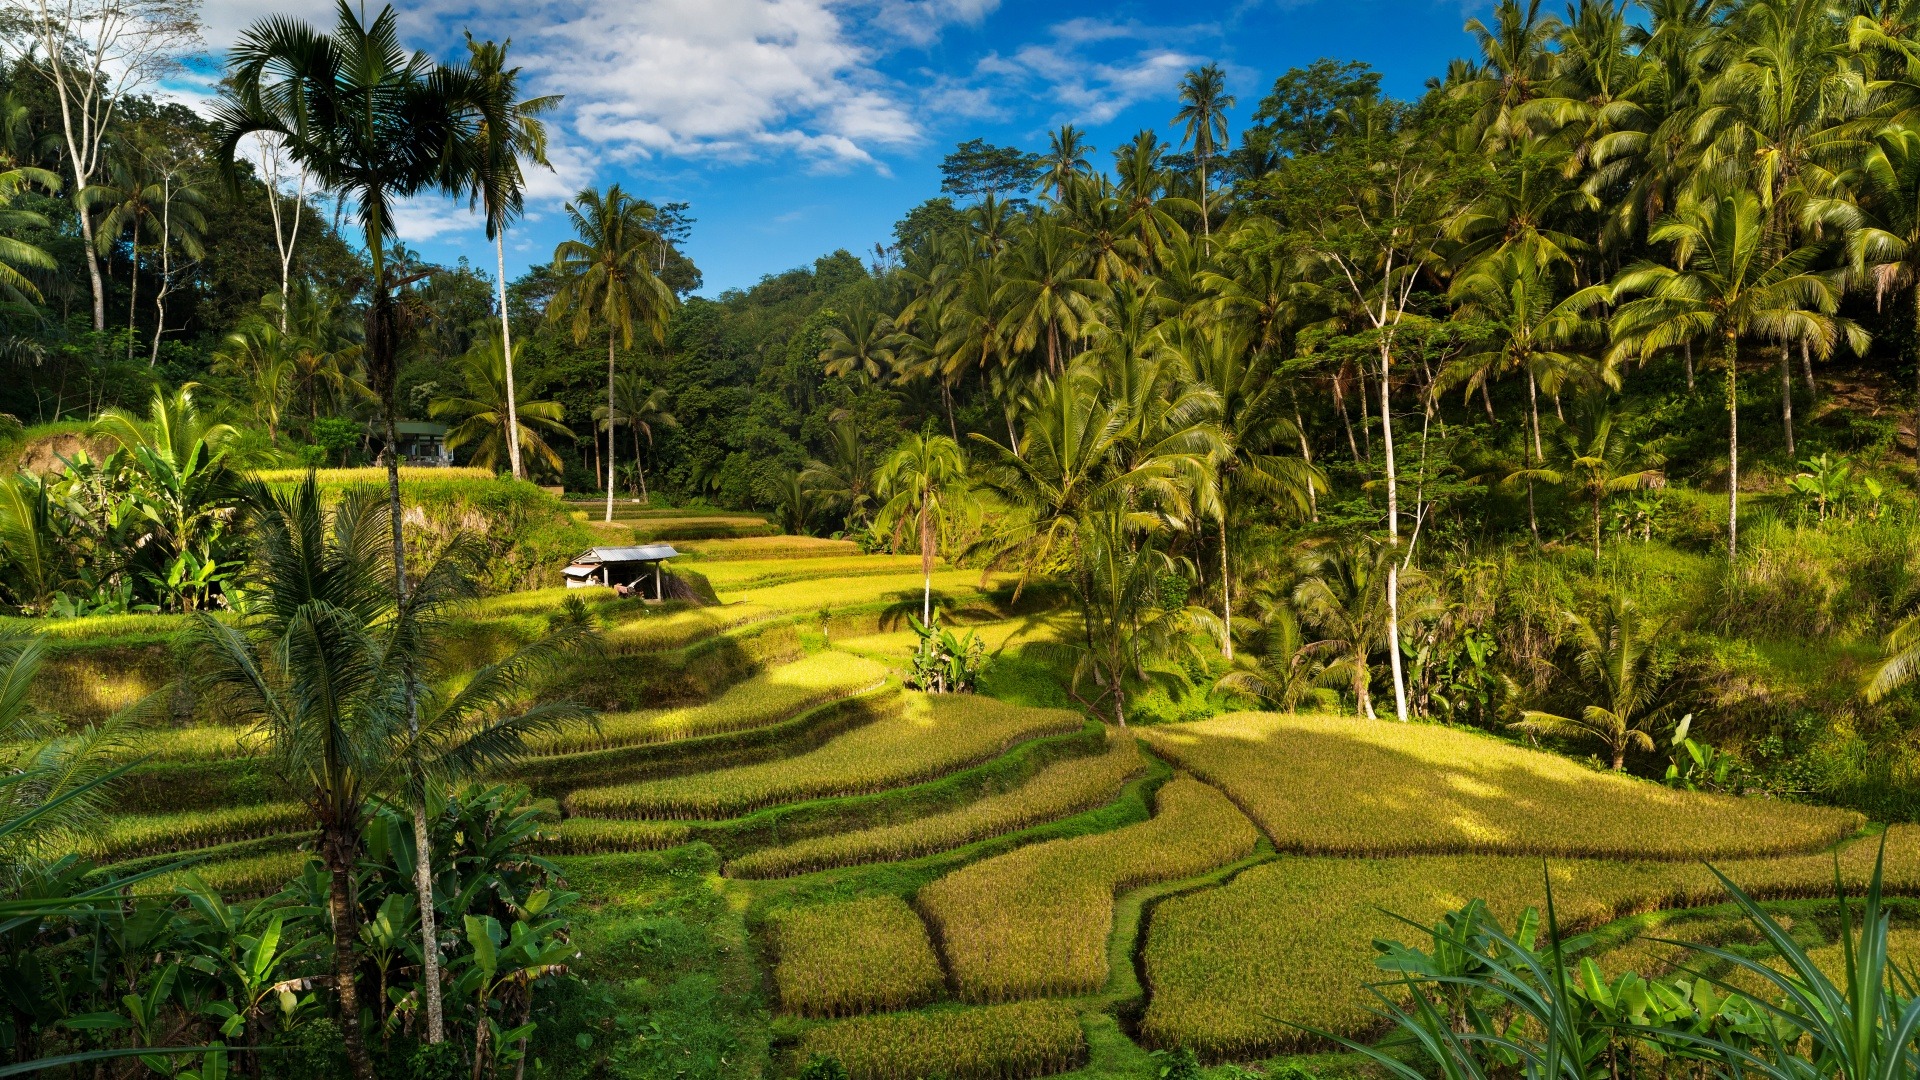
xmin=1727 ymin=336 xmax=1740 ymax=561
xmin=1779 ymin=340 xmax=1795 ymax=459
xmin=1594 ymin=487 xmax=1603 ymax=563
xmin=1380 ymin=341 xmax=1408 ymax=723
xmin=412 ymin=804 xmax=445 ymax=1043
xmin=1611 ymin=748 xmax=1625 ymax=771
xmin=326 ymin=855 xmax=374 ymax=1080
xmin=1683 ymin=339 xmax=1695 ymax=391
xmin=126 ymin=239 xmax=139 ymax=364
xmin=1291 ymin=392 xmax=1318 ymax=521
xmin=1219 ymin=516 xmax=1232 ymax=660
xmin=78 ymin=201 xmax=105 ymax=332
xmin=1801 ymin=338 xmax=1816 ymax=400
xmin=1356 ymin=651 xmax=1376 ymax=720
xmin=498 ymin=233 xmax=524 ymax=481
xmin=1333 ymin=373 xmax=1361 ymax=463
xmin=606 ymin=333 xmax=617 ymax=523
xmin=920 ymin=502 xmax=933 ymax=624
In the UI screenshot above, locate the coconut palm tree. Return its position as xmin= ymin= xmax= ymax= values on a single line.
xmin=819 ymin=301 xmax=896 ymax=382
xmin=1512 ymin=594 xmax=1679 ymax=769
xmin=210 ymin=320 xmax=298 ymax=446
xmin=593 ymin=373 xmax=676 ymax=503
xmin=1173 ymin=63 xmax=1235 ymax=236
xmin=873 ymin=431 xmax=968 ymax=624
xmin=1001 ymin=216 xmax=1104 ymax=375
xmin=463 ymin=34 xmax=560 ymax=482
xmin=1043 ymin=124 xmax=1093 ymax=203
xmin=1816 ymin=127 xmax=1920 ymax=478
xmin=801 ymin=420 xmax=876 ymax=530
xmin=214 ymin=11 xmax=486 ymax=1048
xmin=1505 ymin=400 xmax=1666 ymax=560
xmin=431 ymin=336 xmax=572 ymax=474
xmin=1292 ymin=537 xmax=1418 ymax=721
xmin=548 ymin=184 xmax=677 ymax=524
xmin=1609 ymin=188 xmax=1859 ymax=559
xmin=187 ymin=478 xmax=591 ymax=1078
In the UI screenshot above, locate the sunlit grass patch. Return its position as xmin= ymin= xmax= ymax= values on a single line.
xmin=730 ymin=733 xmax=1143 ymax=878
xmin=566 ymin=694 xmax=1082 ymax=820
xmin=795 ymin=1000 xmax=1085 ymax=1080
xmin=676 ymin=536 xmax=860 ymax=560
xmin=693 ymin=555 xmax=927 ymax=591
xmin=84 ymin=803 xmax=309 ymax=861
xmin=1139 ymin=827 xmax=1920 ymax=1058
xmin=1141 ymin=711 xmax=1862 ymax=860
xmin=918 ymin=776 xmax=1258 ymax=1001
xmin=770 ymin=896 xmax=944 ymax=1017
xmin=529 ymin=651 xmax=887 ymax=755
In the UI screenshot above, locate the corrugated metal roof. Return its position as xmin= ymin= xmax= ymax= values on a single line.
xmin=570 ymin=545 xmax=679 ymax=564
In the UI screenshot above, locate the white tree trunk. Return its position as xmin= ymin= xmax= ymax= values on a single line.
xmin=497 ymin=232 xmax=524 ymax=480
xmin=1380 ymin=339 xmax=1409 ymax=723
xmin=606 ymin=333 xmax=617 ymax=524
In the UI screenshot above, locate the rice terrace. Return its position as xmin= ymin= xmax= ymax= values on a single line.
xmin=18 ymin=0 xmax=1920 ymax=1078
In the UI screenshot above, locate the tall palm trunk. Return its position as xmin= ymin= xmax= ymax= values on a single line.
xmin=497 ymin=233 xmax=523 ymax=480
xmin=1291 ymin=391 xmax=1318 ymax=521
xmin=1726 ymin=335 xmax=1740 ymax=560
xmin=920 ymin=500 xmax=933 ymax=624
xmin=324 ymin=841 xmax=374 ymax=1080
xmin=1527 ymin=369 xmax=1543 ymax=542
xmin=1779 ymin=340 xmax=1795 ymax=459
xmin=1801 ymin=338 xmax=1815 ymax=400
xmin=126 ymin=239 xmax=139 ymax=364
xmin=1219 ymin=515 xmax=1232 ymax=660
xmin=1683 ymin=339 xmax=1695 ymax=391
xmin=605 ymin=332 xmax=617 ymax=524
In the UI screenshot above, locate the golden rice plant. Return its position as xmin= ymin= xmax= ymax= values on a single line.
xmin=728 ymin=569 xmax=1005 ymax=611
xmin=85 ymin=802 xmax=310 ymax=861
xmin=770 ymin=896 xmax=944 ymax=1017
xmin=530 ymin=817 xmax=692 ymax=855
xmin=250 ymin=466 xmax=495 ymax=486
xmin=33 ymin=646 xmax=176 ymax=725
xmin=150 ymin=850 xmax=313 ymax=898
xmin=1141 ymin=712 xmax=1861 ymax=860
xmin=566 ymin=695 xmax=1082 ymax=820
xmin=730 ymin=735 xmax=1143 ymax=877
xmin=832 ymin=614 xmax=1075 ymax=665
xmin=917 ymin=776 xmax=1259 ymax=1002
xmin=694 ymin=556 xmax=926 ymax=591
xmin=1138 ymin=825 xmax=1920 ymax=1058
xmin=676 ymin=536 xmax=860 ymax=560
xmin=795 ymin=1000 xmax=1085 ymax=1080
xmin=529 ymin=651 xmax=887 ymax=755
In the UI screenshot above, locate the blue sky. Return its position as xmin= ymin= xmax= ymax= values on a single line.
xmin=185 ymin=0 xmax=1500 ymax=296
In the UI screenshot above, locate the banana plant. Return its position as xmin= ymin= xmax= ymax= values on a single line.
xmin=455 ymin=909 xmax=574 ymax=1080
xmin=1650 ymin=839 xmax=1920 ymax=1080
xmin=358 ymin=892 xmax=418 ymax=1041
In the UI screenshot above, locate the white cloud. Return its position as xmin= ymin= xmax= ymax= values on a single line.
xmin=972 ymin=25 xmax=1206 ymax=128
xmin=871 ymin=0 xmax=1000 ymax=47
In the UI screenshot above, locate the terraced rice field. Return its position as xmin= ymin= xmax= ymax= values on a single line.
xmin=56 ymin=520 xmax=1920 ymax=1080
xmin=1141 ymin=712 xmax=1862 ymax=859
xmin=566 ymin=694 xmax=1084 ymax=819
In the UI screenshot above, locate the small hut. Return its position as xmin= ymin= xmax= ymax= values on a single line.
xmin=562 ymin=544 xmax=680 ymax=599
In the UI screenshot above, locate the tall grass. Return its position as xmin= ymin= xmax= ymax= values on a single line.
xmin=729 ymin=734 xmax=1142 ymax=877
xmin=795 ymin=1001 xmax=1085 ymax=1080
xmin=565 ymin=695 xmax=1082 ymax=820
xmin=917 ymin=776 xmax=1259 ymax=1001
xmin=1141 ymin=711 xmax=1861 ymax=859
xmin=770 ymin=897 xmax=944 ymax=1017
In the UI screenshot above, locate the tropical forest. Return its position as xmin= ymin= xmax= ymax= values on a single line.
xmin=14 ymin=0 xmax=1920 ymax=1078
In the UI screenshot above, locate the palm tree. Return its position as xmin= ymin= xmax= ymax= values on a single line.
xmin=1610 ymin=189 xmax=1859 ymax=559
xmin=1293 ymin=538 xmax=1409 ymax=721
xmin=1043 ymin=124 xmax=1093 ymax=202
xmin=1506 ymin=401 xmax=1666 ymax=559
xmin=1178 ymin=324 xmax=1322 ymax=658
xmin=1173 ymin=63 xmax=1235 ymax=236
xmin=1819 ymin=127 xmax=1920 ymax=478
xmin=464 ymin=34 xmax=560 ymax=483
xmin=187 ymin=479 xmax=591 ymax=1077
xmin=593 ymin=373 xmax=676 ymax=503
xmin=1065 ymin=509 xmax=1222 ymax=727
xmin=873 ymin=431 xmax=968 ymax=624
xmin=819 ymin=301 xmax=896 ymax=382
xmin=212 ymin=8 xmax=484 ymax=1049
xmin=801 ymin=420 xmax=876 ymax=529
xmin=0 ymin=138 xmax=59 ymax=309
xmin=1512 ymin=594 xmax=1679 ymax=769
xmin=1001 ymin=217 xmax=1103 ymax=375
xmin=210 ymin=320 xmax=298 ymax=445
xmin=548 ymin=184 xmax=677 ymax=524
xmin=431 ymin=336 xmax=572 ymax=474
xmin=214 ymin=0 xmax=481 ymax=570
